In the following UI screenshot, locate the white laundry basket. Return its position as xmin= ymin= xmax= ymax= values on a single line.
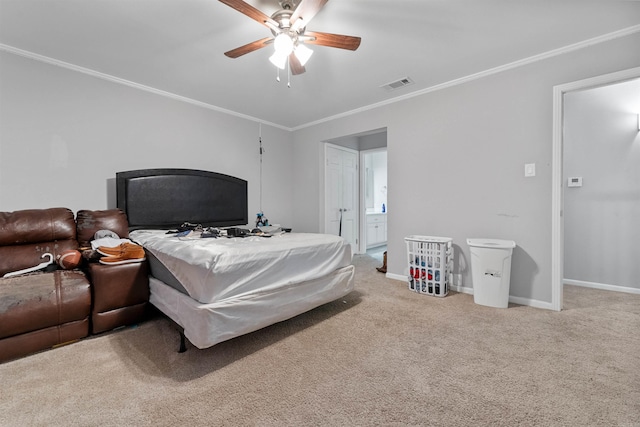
xmin=405 ymin=235 xmax=453 ymax=297
xmin=467 ymin=238 xmax=516 ymax=308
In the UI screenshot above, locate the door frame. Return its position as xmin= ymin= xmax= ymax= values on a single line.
xmin=551 ymin=66 xmax=640 ymax=311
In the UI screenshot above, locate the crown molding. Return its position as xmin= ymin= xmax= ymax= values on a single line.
xmin=0 ymin=43 xmax=291 ymax=132
xmin=2 ymin=24 xmax=639 ymax=133
xmin=292 ymin=24 xmax=640 ymax=131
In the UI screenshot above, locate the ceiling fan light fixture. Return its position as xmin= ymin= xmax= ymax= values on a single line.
xmin=220 ymin=0 xmax=361 ymax=78
xmin=273 ymin=33 xmax=294 ymax=55
xmin=294 ymin=43 xmax=313 ymax=66
xmin=269 ymin=51 xmax=288 ymax=69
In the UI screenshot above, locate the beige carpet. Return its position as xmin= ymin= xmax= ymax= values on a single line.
xmin=1 ymin=255 xmax=639 ymax=426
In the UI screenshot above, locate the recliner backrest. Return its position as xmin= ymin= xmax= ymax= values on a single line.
xmin=75 ymin=209 xmax=130 ymax=249
xmin=0 ymin=208 xmax=78 ymax=276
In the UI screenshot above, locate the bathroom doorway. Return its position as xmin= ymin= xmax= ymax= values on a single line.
xmin=362 ymin=148 xmax=387 ymax=259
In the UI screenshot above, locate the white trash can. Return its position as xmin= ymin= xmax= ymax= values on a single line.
xmin=467 ymin=238 xmax=516 ymax=308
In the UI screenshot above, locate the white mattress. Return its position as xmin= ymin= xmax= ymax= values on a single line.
xmin=149 ymin=264 xmax=355 ymax=349
xmin=130 ymin=230 xmax=352 ymax=304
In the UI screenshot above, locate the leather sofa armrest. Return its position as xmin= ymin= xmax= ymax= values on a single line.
xmin=87 ymin=261 xmax=149 ymax=334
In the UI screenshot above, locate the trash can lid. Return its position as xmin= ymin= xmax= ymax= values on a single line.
xmin=466 ymin=238 xmax=516 ymax=249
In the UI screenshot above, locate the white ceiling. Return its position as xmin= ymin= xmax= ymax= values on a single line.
xmin=1 ymin=0 xmax=639 ymax=129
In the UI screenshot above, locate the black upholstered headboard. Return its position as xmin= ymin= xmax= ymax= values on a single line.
xmin=116 ymin=168 xmax=248 ymax=230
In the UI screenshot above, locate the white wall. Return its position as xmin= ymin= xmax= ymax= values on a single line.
xmin=291 ymin=32 xmax=640 ymax=307
xmin=0 ymin=52 xmax=294 ymax=227
xmin=564 ymin=79 xmax=640 ymax=290
xmin=2 ymin=31 xmax=639 ymax=308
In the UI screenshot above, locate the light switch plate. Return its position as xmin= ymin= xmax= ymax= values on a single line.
xmin=524 ymin=163 xmax=536 ymax=177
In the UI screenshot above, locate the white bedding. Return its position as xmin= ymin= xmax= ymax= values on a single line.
xmin=129 ymin=230 xmax=352 ymax=304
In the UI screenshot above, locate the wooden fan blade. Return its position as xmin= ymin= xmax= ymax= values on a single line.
xmin=289 ymin=53 xmax=306 ymax=75
xmin=304 ymin=31 xmax=361 ymax=51
xmin=218 ymin=0 xmax=278 ymax=28
xmin=290 ymin=0 xmax=328 ymax=32
xmin=224 ymin=37 xmax=273 ymax=58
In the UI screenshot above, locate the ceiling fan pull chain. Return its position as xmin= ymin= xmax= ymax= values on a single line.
xmin=287 ymin=59 xmax=291 ymax=88
xmin=276 ymin=67 xmax=280 ymax=82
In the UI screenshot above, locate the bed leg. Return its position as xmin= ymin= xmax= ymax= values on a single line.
xmin=178 ymin=330 xmax=187 ymax=353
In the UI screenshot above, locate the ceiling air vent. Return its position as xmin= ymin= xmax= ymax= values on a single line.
xmin=381 ymin=77 xmax=414 ymax=91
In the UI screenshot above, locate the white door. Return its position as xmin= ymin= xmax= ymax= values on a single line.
xmin=325 ymin=145 xmax=358 ymax=251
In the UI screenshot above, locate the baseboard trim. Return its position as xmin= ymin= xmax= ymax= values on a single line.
xmin=564 ymin=279 xmax=640 ymax=295
xmin=386 ymin=273 xmax=553 ymax=309
xmin=386 ymin=272 xmax=406 ymax=282
xmin=451 ymin=285 xmax=473 ymax=295
xmin=508 ymin=296 xmax=554 ymax=310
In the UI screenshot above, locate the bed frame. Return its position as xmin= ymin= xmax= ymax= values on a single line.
xmin=116 ymin=169 xmax=354 ymax=352
xmin=116 ymin=168 xmax=354 ymax=353
xmin=117 ymin=168 xmax=248 ymax=351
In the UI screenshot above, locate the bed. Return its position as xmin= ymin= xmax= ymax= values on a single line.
xmin=116 ymin=168 xmax=355 ymax=350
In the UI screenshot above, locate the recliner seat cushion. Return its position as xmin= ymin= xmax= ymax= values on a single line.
xmin=0 ymin=270 xmax=90 ymax=339
xmin=0 ymin=241 xmax=78 ymax=278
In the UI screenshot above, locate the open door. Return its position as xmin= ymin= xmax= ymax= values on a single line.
xmin=324 ymin=144 xmax=358 ymax=251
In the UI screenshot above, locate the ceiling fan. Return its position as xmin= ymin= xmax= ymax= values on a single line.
xmin=219 ymin=0 xmax=361 ymax=75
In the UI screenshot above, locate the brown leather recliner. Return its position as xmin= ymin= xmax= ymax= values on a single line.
xmin=0 ymin=208 xmax=150 ymax=363
xmin=0 ymin=208 xmax=91 ymax=363
xmin=76 ymin=209 xmax=149 ymax=335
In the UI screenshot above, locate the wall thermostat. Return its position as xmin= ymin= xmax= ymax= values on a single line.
xmin=567 ymin=177 xmax=583 ymax=187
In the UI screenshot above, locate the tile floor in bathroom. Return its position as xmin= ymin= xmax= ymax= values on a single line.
xmin=366 ymin=245 xmax=386 ymax=262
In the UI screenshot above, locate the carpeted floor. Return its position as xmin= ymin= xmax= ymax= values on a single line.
xmin=1 ymin=254 xmax=639 ymax=426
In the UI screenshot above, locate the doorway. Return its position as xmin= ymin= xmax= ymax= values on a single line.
xmin=362 ymin=148 xmax=388 ymax=258
xmin=551 ymin=66 xmax=640 ymax=311
xmin=563 ymin=79 xmax=640 ymax=295
xmin=323 ymin=128 xmax=388 ymax=255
